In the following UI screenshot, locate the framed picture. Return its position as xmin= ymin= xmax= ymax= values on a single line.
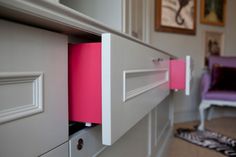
xmin=200 ymin=0 xmax=227 ymax=26
xmin=155 ymin=0 xmax=197 ymax=35
xmin=204 ymin=31 xmax=224 ymax=66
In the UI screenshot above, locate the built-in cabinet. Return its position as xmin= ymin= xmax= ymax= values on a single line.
xmin=0 ymin=0 xmax=173 ymax=157
xmin=60 ymin=0 xmax=149 ymax=42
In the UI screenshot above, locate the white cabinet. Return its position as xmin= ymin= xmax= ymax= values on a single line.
xmin=102 ymin=33 xmax=170 ymax=145
xmin=60 ymin=0 xmax=149 ymax=41
xmin=124 ymin=0 xmax=149 ymax=41
xmin=0 ymin=20 xmax=68 ymax=157
xmin=0 ymin=0 xmax=173 ymax=156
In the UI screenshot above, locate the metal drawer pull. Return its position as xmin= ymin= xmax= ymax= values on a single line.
xmin=152 ymin=58 xmax=163 ymax=63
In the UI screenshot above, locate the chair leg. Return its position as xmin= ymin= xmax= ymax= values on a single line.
xmin=198 ymin=106 xmax=205 ymax=131
xmin=198 ymin=101 xmax=211 ymax=131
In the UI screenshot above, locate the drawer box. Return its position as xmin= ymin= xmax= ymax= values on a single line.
xmin=170 ymin=56 xmax=192 ymax=95
xmin=69 ymin=33 xmax=170 ymax=145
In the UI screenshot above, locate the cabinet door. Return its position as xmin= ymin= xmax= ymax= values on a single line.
xmin=102 ymin=33 xmax=170 ymax=145
xmin=130 ymin=0 xmax=144 ymax=39
xmin=0 ymin=20 xmax=68 ymax=157
xmin=124 ymin=0 xmax=148 ymax=41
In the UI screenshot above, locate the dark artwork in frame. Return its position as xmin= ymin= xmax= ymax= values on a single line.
xmin=200 ymin=0 xmax=227 ymax=26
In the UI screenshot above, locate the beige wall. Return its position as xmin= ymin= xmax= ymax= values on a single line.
xmin=149 ymin=0 xmax=236 ymax=122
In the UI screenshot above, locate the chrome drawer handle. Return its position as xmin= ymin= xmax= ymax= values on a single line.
xmin=152 ymin=58 xmax=163 ymax=63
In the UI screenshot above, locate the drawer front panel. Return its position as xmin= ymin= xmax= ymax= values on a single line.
xmin=69 ymin=126 xmax=105 ymax=157
xmin=0 ymin=20 xmax=68 ymax=157
xmin=102 ymin=33 xmax=170 ymax=145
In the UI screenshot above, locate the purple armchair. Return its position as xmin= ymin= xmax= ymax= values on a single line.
xmin=198 ymin=56 xmax=236 ymax=130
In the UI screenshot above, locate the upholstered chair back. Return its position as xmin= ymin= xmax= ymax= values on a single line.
xmin=209 ymin=56 xmax=236 ymax=71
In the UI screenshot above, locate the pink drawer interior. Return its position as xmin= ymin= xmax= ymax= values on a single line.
xmin=169 ymin=59 xmax=186 ymax=90
xmin=68 ymin=43 xmax=102 ymax=124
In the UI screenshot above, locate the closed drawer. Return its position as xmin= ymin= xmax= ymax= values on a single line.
xmin=102 ymin=33 xmax=170 ymax=145
xmin=69 ymin=126 xmax=105 ymax=157
xmin=40 ymin=142 xmax=69 ymax=157
xmin=0 ymin=20 xmax=68 ymax=157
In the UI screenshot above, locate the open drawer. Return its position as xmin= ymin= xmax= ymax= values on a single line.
xmin=69 ymin=33 xmax=170 ymax=145
xmin=169 ymin=56 xmax=193 ymax=95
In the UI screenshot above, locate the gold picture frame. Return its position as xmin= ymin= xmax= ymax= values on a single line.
xmin=155 ymin=0 xmax=197 ymax=35
xmin=200 ymin=0 xmax=227 ymax=26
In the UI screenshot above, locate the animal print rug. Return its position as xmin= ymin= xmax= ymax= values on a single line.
xmin=175 ymin=127 xmax=236 ymax=157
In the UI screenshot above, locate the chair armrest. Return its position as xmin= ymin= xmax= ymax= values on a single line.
xmin=201 ymin=72 xmax=211 ymax=99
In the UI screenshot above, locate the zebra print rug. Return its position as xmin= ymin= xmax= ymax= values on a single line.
xmin=175 ymin=127 xmax=236 ymax=157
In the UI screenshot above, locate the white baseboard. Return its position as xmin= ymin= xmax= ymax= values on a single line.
xmin=174 ymin=108 xmax=236 ymax=123
xmin=208 ymin=106 xmax=236 ymax=119
xmin=174 ymin=110 xmax=199 ymax=123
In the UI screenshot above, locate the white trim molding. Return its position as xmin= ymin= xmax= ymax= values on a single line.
xmin=123 ymin=68 xmax=168 ymax=102
xmin=0 ymin=72 xmax=43 ymax=124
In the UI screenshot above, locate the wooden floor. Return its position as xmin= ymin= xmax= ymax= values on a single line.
xmin=165 ymin=117 xmax=236 ymax=157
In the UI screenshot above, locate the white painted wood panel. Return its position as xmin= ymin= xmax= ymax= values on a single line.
xmin=102 ymin=33 xmax=170 ymax=145
xmin=96 ymin=96 xmax=172 ymax=157
xmin=40 ymin=142 xmax=69 ymax=157
xmin=98 ymin=115 xmax=149 ymax=157
xmin=0 ymin=20 xmax=68 ymax=157
xmin=149 ymin=97 xmax=171 ymax=157
xmin=185 ymin=56 xmax=193 ymax=95
xmin=0 ymin=72 xmax=43 ymax=124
